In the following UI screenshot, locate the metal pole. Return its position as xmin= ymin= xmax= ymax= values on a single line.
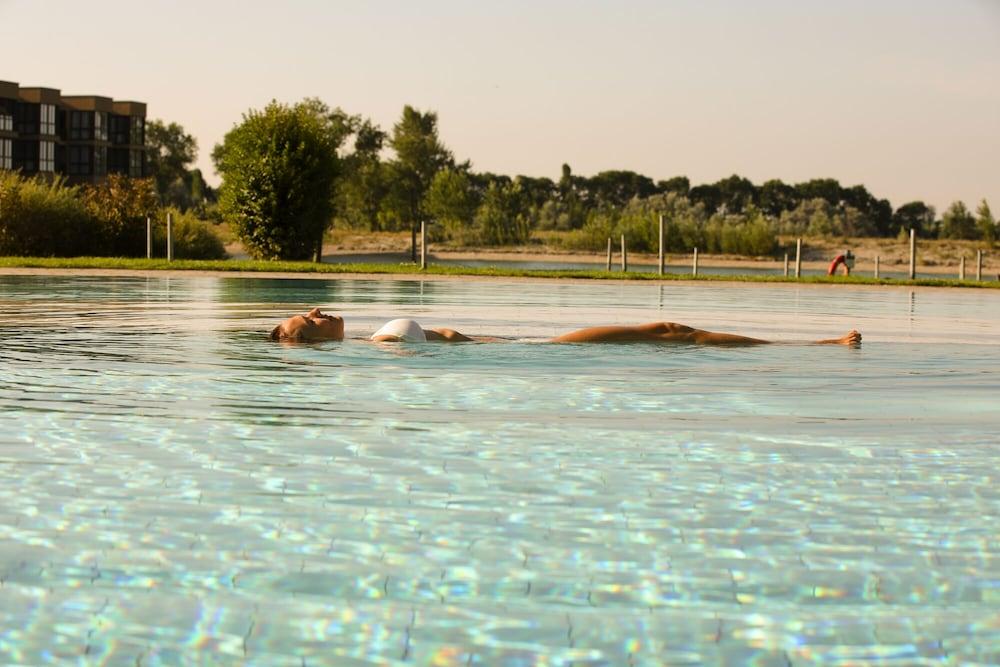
xmin=874 ymin=255 xmax=880 ymax=279
xmin=795 ymin=238 xmax=802 ymax=278
xmin=606 ymin=237 xmax=612 ymax=271
xmin=620 ymin=234 xmax=627 ymax=273
xmin=411 ymin=225 xmax=417 ymax=263
xmin=909 ymin=228 xmax=916 ymax=280
xmin=166 ymin=212 xmax=173 ymax=262
xmin=658 ymin=214 xmax=665 ymax=276
xmin=692 ymin=247 xmax=698 ymax=276
xmin=783 ymin=253 xmax=789 ymax=277
xmin=420 ymin=220 xmax=427 ymax=270
xmin=959 ymin=256 xmax=966 ymax=280
xmin=146 ymin=215 xmax=152 ymax=259
xmin=977 ymin=250 xmax=983 ymax=281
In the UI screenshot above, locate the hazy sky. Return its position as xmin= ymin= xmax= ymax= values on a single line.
xmin=3 ymin=0 xmax=998 ymax=211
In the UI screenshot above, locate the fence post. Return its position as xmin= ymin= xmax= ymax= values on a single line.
xmin=420 ymin=220 xmax=427 ymax=270
xmin=783 ymin=253 xmax=789 ymax=277
xmin=795 ymin=238 xmax=802 ymax=278
xmin=874 ymin=255 xmax=880 ymax=279
xmin=658 ymin=214 xmax=665 ymax=276
xmin=959 ymin=256 xmax=966 ymax=280
xmin=606 ymin=237 xmax=612 ymax=271
xmin=146 ymin=215 xmax=152 ymax=259
xmin=693 ymin=247 xmax=699 ymax=276
xmin=977 ymin=250 xmax=983 ymax=281
xmin=621 ymin=234 xmax=627 ymax=273
xmin=166 ymin=212 xmax=173 ymax=262
xmin=909 ymin=228 xmax=916 ymax=280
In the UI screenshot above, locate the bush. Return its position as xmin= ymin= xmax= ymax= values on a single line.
xmin=152 ymin=208 xmax=227 ymax=260
xmin=82 ymin=175 xmax=159 ymax=255
xmin=0 ymin=172 xmax=94 ymax=256
xmin=215 ymin=100 xmax=344 ymax=260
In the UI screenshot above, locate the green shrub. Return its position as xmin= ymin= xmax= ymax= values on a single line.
xmin=0 ymin=172 xmax=94 ymax=256
xmin=152 ymin=208 xmax=227 ymax=259
xmin=81 ymin=175 xmax=159 ymax=256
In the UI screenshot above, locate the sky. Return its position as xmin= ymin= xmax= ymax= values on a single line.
xmin=2 ymin=0 xmax=998 ymax=212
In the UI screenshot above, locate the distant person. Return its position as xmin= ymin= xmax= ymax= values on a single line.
xmin=828 ymin=250 xmax=856 ymax=276
xmin=270 ymin=308 xmax=861 ymax=346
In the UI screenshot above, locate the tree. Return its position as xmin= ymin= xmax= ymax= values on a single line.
xmin=424 ymin=168 xmax=478 ymax=242
xmin=892 ymin=201 xmax=936 ymax=237
xmin=386 ymin=106 xmax=454 ymax=256
xmin=758 ymin=179 xmax=797 ymax=217
xmin=145 ymin=120 xmax=198 ymax=203
xmin=337 ymin=118 xmax=389 ymax=230
xmin=656 ymin=176 xmax=690 ymax=196
xmin=474 ymin=181 xmax=531 ymax=245
xmin=938 ymin=201 xmax=977 ymax=240
xmin=214 ymin=99 xmax=347 ymax=260
xmin=976 ymin=199 xmax=996 ymax=243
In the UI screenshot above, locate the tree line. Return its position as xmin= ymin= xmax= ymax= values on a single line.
xmin=153 ymin=100 xmax=998 ymax=260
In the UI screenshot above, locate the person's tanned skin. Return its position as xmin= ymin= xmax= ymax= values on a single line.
xmin=551 ymin=322 xmax=861 ymax=346
xmin=270 ymin=308 xmax=861 ymax=346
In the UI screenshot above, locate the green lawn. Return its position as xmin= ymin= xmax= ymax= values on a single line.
xmin=1 ymin=256 xmax=997 ymax=288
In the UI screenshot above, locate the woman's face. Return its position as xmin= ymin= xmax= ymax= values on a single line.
xmin=275 ymin=308 xmax=344 ymax=341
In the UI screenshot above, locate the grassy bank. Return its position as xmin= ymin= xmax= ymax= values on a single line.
xmin=2 ymin=256 xmax=999 ymax=289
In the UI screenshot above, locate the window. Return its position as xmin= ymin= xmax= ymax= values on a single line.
xmin=94 ymin=112 xmax=108 ymax=141
xmin=130 ymin=116 xmax=144 ymax=145
xmin=0 ymin=139 xmax=11 ymax=169
xmin=39 ymin=141 xmax=55 ymax=172
xmin=40 ymin=104 xmax=56 ymax=135
xmin=70 ymin=111 xmax=91 ymax=140
xmin=0 ymin=114 xmax=11 ymax=132
xmin=110 ymin=115 xmax=129 ymax=144
xmin=68 ymin=146 xmax=90 ymax=174
xmin=94 ymin=146 xmax=106 ymax=175
xmin=129 ymin=149 xmax=143 ymax=177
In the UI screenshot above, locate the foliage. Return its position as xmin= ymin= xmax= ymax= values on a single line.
xmin=474 ymin=182 xmax=531 ymax=245
xmin=0 ymin=172 xmax=93 ymax=256
xmin=81 ymin=175 xmax=159 ymax=255
xmin=892 ymin=201 xmax=936 ymax=237
xmin=939 ymin=201 xmax=978 ymax=240
xmin=976 ymin=199 xmax=996 ymax=243
xmin=336 ymin=118 xmax=389 ymax=231
xmin=214 ymin=99 xmax=347 ymax=260
xmin=384 ymin=106 xmax=454 ymax=231
xmin=424 ymin=169 xmax=479 ymax=243
xmin=153 ymin=207 xmax=227 ymax=260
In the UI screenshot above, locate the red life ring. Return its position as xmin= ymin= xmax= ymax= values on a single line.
xmin=828 ymin=254 xmax=849 ymax=276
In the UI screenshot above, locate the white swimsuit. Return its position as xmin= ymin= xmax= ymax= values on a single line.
xmin=370 ymin=318 xmax=427 ymax=342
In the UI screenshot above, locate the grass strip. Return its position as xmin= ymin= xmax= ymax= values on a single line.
xmin=1 ymin=256 xmax=997 ymax=288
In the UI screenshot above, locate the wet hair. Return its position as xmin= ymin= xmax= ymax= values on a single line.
xmin=269 ymin=324 xmax=283 ymax=341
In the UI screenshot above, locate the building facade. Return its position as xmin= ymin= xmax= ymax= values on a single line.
xmin=0 ymin=80 xmax=146 ymax=184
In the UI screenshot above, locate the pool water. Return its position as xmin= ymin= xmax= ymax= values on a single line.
xmin=1 ymin=274 xmax=998 ymax=665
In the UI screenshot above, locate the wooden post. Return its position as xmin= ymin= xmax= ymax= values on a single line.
xmin=620 ymin=234 xmax=627 ymax=273
xmin=166 ymin=211 xmax=173 ymax=262
xmin=977 ymin=250 xmax=983 ymax=281
xmin=909 ymin=228 xmax=916 ymax=280
xmin=692 ymin=247 xmax=699 ymax=276
xmin=606 ymin=237 xmax=612 ymax=271
xmin=874 ymin=255 xmax=880 ymax=279
xmin=794 ymin=238 xmax=802 ymax=278
xmin=783 ymin=253 xmax=789 ymax=277
xmin=146 ymin=215 xmax=152 ymax=259
xmin=658 ymin=214 xmax=665 ymax=276
xmin=420 ymin=220 xmax=427 ymax=270
xmin=959 ymin=256 xmax=966 ymax=280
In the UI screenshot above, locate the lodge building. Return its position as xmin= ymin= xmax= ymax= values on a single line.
xmin=0 ymin=80 xmax=146 ymax=183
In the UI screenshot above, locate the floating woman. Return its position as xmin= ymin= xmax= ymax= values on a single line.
xmin=270 ymin=308 xmax=861 ymax=346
